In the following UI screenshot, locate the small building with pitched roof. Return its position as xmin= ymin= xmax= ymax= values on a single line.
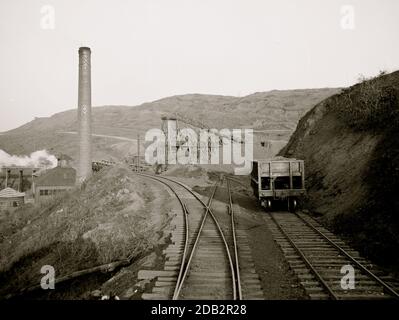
xmin=0 ymin=187 xmax=25 ymax=210
xmin=33 ymin=154 xmax=76 ymax=202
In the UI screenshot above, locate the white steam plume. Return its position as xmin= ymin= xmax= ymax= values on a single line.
xmin=0 ymin=149 xmax=57 ymax=169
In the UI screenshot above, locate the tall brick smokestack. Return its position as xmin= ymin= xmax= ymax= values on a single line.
xmin=77 ymin=47 xmax=92 ymax=183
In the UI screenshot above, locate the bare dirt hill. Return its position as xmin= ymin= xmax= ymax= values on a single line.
xmin=280 ymin=70 xmax=399 ymax=269
xmin=0 ymin=89 xmax=339 ymax=163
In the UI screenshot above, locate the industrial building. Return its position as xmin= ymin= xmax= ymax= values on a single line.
xmin=33 ymin=154 xmax=76 ymax=202
xmin=0 ymin=167 xmax=37 ymax=192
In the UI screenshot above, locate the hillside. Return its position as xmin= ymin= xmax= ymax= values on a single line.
xmin=0 ymin=89 xmax=339 ymax=164
xmin=0 ymin=166 xmax=172 ymax=299
xmin=280 ymin=70 xmax=399 ymax=268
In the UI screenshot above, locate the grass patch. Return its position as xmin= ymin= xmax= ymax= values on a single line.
xmin=331 ymin=71 xmax=399 ymax=131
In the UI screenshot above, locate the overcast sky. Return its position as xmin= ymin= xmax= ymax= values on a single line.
xmin=0 ymin=0 xmax=398 ymax=131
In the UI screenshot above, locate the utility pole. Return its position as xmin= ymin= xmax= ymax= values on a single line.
xmin=137 ymin=134 xmax=140 ymax=172
xmin=5 ymin=169 xmax=9 ymax=188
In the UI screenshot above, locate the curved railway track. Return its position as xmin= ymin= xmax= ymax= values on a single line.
xmin=96 ymin=162 xmax=399 ymax=300
xmin=136 ymin=173 xmax=263 ymax=300
xmin=266 ymin=211 xmax=399 ymax=300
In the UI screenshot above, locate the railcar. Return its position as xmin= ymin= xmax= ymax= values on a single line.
xmin=251 ymin=157 xmax=306 ymax=211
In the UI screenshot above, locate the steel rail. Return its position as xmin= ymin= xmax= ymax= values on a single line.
xmin=226 ymin=178 xmax=243 ymax=300
xmin=226 ymin=176 xmax=248 ymax=189
xmin=137 ymin=173 xmax=237 ymax=300
xmin=208 ymin=172 xmax=248 ymax=189
xmin=226 ymin=177 xmax=399 ymax=300
xmin=295 ymin=213 xmax=399 ymax=299
xmin=156 ymin=176 xmax=237 ymax=300
xmin=173 ymin=202 xmax=190 ymax=299
xmin=154 ymin=176 xmax=237 ymax=300
xmin=134 ymin=173 xmax=190 ymax=300
xmin=269 ymin=212 xmax=339 ymax=300
xmin=173 ymin=183 xmax=227 ymax=299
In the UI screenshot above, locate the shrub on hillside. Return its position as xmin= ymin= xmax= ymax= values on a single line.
xmin=334 ymin=72 xmax=399 ymax=130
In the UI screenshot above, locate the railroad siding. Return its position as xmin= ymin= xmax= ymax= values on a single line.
xmin=265 ymin=212 xmax=399 ymax=300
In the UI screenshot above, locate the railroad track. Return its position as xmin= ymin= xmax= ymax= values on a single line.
xmin=265 ymin=211 xmax=399 ymax=300
xmin=207 ymin=172 xmax=249 ymax=189
xmin=136 ymin=173 xmax=263 ymax=300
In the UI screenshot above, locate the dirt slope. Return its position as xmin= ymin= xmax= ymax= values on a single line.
xmin=280 ymin=71 xmax=399 ymax=268
xmin=0 ymin=166 xmax=171 ymax=298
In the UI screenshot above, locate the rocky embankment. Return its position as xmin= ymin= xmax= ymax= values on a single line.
xmin=280 ymin=71 xmax=399 ymax=269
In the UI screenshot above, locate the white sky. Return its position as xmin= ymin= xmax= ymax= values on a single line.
xmin=0 ymin=0 xmax=398 ymax=131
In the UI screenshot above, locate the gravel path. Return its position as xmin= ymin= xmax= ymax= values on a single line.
xmin=224 ymin=189 xmax=306 ymax=299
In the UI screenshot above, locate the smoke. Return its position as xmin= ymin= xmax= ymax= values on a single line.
xmin=0 ymin=149 xmax=57 ymax=169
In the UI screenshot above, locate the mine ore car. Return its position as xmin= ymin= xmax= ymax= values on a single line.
xmin=251 ymin=157 xmax=306 ymax=211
